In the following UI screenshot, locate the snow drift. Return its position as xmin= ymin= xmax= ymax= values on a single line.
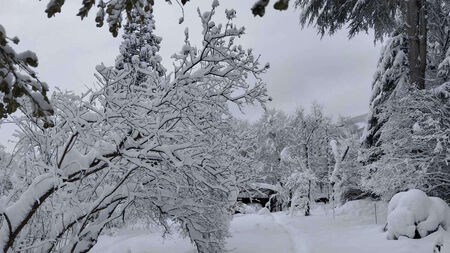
xmin=387 ymin=189 xmax=450 ymax=240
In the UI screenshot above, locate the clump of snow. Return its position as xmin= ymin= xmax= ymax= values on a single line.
xmin=234 ymin=202 xmax=263 ymax=214
xmin=433 ymin=82 xmax=450 ymax=99
xmin=387 ymin=189 xmax=450 ymax=240
xmin=433 ymin=227 xmax=450 ymax=253
xmin=413 ymin=122 xmax=422 ymax=132
xmin=388 ymin=189 xmax=430 ymax=221
xmin=335 ymin=199 xmax=388 ymax=218
xmin=0 ymin=196 xmax=6 ymax=214
xmin=387 ymin=207 xmax=416 ymax=239
xmin=418 ymin=197 xmax=450 ymax=237
xmin=212 ymin=0 xmax=219 ymax=8
xmin=257 ymin=207 xmax=270 ymax=215
xmin=131 ymin=55 xmax=140 ymax=65
xmin=59 ymin=147 xmax=98 ymax=176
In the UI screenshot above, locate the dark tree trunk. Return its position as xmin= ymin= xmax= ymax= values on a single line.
xmin=406 ymin=0 xmax=427 ymax=90
xmin=418 ymin=0 xmax=427 ymax=90
xmin=303 ymin=143 xmax=311 ymax=216
xmin=305 ymin=179 xmax=311 ymax=216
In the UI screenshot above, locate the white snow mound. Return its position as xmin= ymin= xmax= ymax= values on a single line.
xmin=433 ymin=227 xmax=450 ymax=253
xmin=387 ymin=189 xmax=450 ymax=240
xmin=335 ymin=199 xmax=388 ymax=218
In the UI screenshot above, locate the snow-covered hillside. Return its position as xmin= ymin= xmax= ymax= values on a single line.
xmin=90 ymin=200 xmax=440 ymax=253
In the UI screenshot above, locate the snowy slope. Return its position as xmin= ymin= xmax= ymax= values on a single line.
xmin=272 ymin=201 xmax=437 ymax=253
xmin=90 ymin=200 xmax=439 ymax=253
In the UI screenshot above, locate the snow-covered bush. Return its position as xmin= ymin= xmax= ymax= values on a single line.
xmin=0 ymin=3 xmax=269 ymax=253
xmin=387 ymin=189 xmax=450 ymax=240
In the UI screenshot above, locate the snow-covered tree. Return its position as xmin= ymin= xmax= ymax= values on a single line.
xmin=280 ymin=105 xmax=333 ymax=215
xmin=428 ymin=0 xmax=450 ymax=87
xmin=252 ymin=109 xmax=291 ymax=185
xmin=361 ymin=30 xmax=409 ymax=164
xmin=360 ymin=2 xmax=450 ymax=201
xmin=0 ymin=3 xmax=269 ymax=252
xmin=360 ymin=85 xmax=450 ymax=201
xmin=329 ymin=117 xmax=364 ymax=204
xmin=115 ymin=8 xmax=165 ymax=77
xmin=253 ymin=105 xmax=335 ymax=215
xmin=46 ymin=0 xmax=157 ymax=37
xmin=0 ymin=25 xmax=53 ymax=122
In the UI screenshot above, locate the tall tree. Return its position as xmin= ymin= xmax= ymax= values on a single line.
xmin=115 ymin=8 xmax=166 ymax=77
xmin=361 ymin=30 xmax=409 ymax=163
xmin=360 ymin=86 xmax=450 ymax=201
xmin=405 ymin=0 xmax=427 ymax=89
xmin=0 ymin=4 xmax=270 ymax=252
xmin=360 ymin=1 xmax=450 ymax=197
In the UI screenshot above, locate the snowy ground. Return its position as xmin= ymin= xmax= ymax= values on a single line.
xmin=90 ymin=200 xmax=440 ymax=253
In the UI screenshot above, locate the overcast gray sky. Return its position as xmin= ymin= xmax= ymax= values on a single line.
xmin=0 ymin=0 xmax=381 ymax=148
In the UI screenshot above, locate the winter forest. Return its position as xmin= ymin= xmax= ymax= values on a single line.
xmin=0 ymin=0 xmax=450 ymax=252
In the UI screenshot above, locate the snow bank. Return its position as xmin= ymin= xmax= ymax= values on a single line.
xmin=92 ymin=200 xmax=442 ymax=253
xmin=420 ymin=197 xmax=450 ymax=237
xmin=433 ymin=227 xmax=450 ymax=253
xmin=387 ymin=189 xmax=450 ymax=240
xmin=257 ymin=207 xmax=270 ymax=215
xmin=234 ymin=202 xmax=263 ymax=214
xmin=387 ymin=207 xmax=416 ymax=239
xmin=335 ymin=199 xmax=388 ymax=218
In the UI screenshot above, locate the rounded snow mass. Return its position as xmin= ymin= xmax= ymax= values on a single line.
xmin=387 ymin=189 xmax=450 ymax=240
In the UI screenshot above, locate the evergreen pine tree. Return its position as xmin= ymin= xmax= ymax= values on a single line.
xmin=115 ymin=8 xmax=165 ymax=77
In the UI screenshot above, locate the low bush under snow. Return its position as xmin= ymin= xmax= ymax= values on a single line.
xmin=387 ymin=189 xmax=450 ymax=240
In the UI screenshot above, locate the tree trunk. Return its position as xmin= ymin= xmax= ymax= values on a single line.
xmin=303 ymin=143 xmax=311 ymax=216
xmin=406 ymin=0 xmax=427 ymax=90
xmin=305 ymin=179 xmax=311 ymax=216
xmin=418 ymin=0 xmax=427 ymax=90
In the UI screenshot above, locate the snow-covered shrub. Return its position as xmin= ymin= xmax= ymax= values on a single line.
xmin=335 ymin=199 xmax=388 ymax=218
xmin=387 ymin=189 xmax=450 ymax=240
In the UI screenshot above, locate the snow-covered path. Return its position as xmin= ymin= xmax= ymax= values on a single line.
xmin=90 ymin=200 xmax=439 ymax=253
xmin=227 ymin=213 xmax=296 ymax=253
xmin=271 ymin=213 xmax=308 ymax=253
xmin=268 ymin=201 xmax=438 ymax=253
xmin=90 ymin=213 xmax=298 ymax=253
